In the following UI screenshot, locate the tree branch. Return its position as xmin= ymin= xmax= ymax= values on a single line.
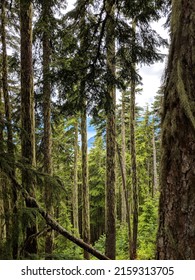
xmin=10 ymin=175 xmax=110 ymax=260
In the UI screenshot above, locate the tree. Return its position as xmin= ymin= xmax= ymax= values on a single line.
xmin=72 ymin=119 xmax=79 ymax=233
xmin=157 ymin=0 xmax=195 ymax=259
xmin=120 ymin=90 xmax=127 ymax=223
xmin=105 ymin=0 xmax=116 ymax=260
xmin=79 ymin=4 xmax=91 ymax=260
xmin=20 ymin=0 xmax=37 ymax=256
xmin=1 ymin=0 xmax=19 ymax=259
xmin=41 ymin=0 xmax=54 ymax=259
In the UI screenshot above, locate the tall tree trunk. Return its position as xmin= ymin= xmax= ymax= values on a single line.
xmin=81 ymin=102 xmax=90 ymax=259
xmin=1 ymin=0 xmax=18 ymax=259
xmin=121 ymin=91 xmax=127 ymax=223
xmin=152 ymin=121 xmax=158 ymax=197
xmin=20 ymin=0 xmax=37 ymax=256
xmin=0 ymin=77 xmax=4 ymax=257
xmin=73 ymin=121 xmax=79 ymax=233
xmin=105 ymin=0 xmax=116 ymax=260
xmin=129 ymin=21 xmax=138 ymax=260
xmin=0 ymin=182 xmax=5 ymax=257
xmin=42 ymin=0 xmax=54 ymax=259
xmin=157 ymin=0 xmax=195 ymax=259
xmin=79 ymin=6 xmax=90 ymax=259
xmin=1 ymin=0 xmax=13 ymax=154
xmin=130 ymin=80 xmax=138 ymax=260
xmin=2 ymin=176 xmax=12 ymax=259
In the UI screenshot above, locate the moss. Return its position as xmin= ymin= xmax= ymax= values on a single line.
xmin=177 ymin=60 xmax=195 ymax=131
xmin=171 ymin=0 xmax=182 ymax=35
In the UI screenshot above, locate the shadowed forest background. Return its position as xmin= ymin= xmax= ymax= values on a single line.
xmin=1 ymin=0 xmax=195 ymax=260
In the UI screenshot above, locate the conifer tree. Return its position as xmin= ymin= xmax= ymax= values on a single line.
xmin=41 ymin=0 xmax=54 ymax=259
xmin=105 ymin=0 xmax=116 ymax=260
xmin=20 ymin=0 xmax=37 ymax=256
xmin=157 ymin=0 xmax=195 ymax=259
xmin=1 ymin=0 xmax=19 ymax=259
xmin=73 ymin=120 xmax=79 ymax=233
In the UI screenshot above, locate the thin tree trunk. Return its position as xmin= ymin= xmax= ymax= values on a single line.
xmin=20 ymin=0 xmax=37 ymax=256
xmin=73 ymin=121 xmax=79 ymax=233
xmin=1 ymin=0 xmax=18 ymax=259
xmin=1 ymin=0 xmax=13 ymax=153
xmin=79 ymin=6 xmax=90 ymax=259
xmin=81 ymin=102 xmax=90 ymax=259
xmin=130 ymin=80 xmax=138 ymax=260
xmin=121 ymin=91 xmax=127 ymax=223
xmin=0 ymin=182 xmax=5 ymax=257
xmin=129 ymin=21 xmax=138 ymax=260
xmin=42 ymin=0 xmax=54 ymax=259
xmin=152 ymin=121 xmax=158 ymax=197
xmin=0 ymin=79 xmax=4 ymax=257
xmin=157 ymin=0 xmax=195 ymax=259
xmin=105 ymin=0 xmax=116 ymax=260
xmin=2 ymin=176 xmax=12 ymax=259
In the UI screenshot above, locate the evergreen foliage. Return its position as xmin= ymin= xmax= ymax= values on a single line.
xmin=0 ymin=0 xmax=183 ymax=260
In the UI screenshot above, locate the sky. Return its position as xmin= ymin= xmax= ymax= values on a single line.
xmin=138 ymin=18 xmax=169 ymax=108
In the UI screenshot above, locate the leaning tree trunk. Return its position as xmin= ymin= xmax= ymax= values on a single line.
xmin=20 ymin=0 xmax=37 ymax=256
xmin=105 ymin=0 xmax=116 ymax=260
xmin=157 ymin=0 xmax=195 ymax=259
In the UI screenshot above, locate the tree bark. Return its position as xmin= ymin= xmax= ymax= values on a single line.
xmin=105 ymin=0 xmax=116 ymax=260
xmin=130 ymin=27 xmax=138 ymax=258
xmin=0 ymin=75 xmax=4 ymax=257
xmin=20 ymin=0 xmax=37 ymax=256
xmin=152 ymin=121 xmax=158 ymax=197
xmin=79 ymin=6 xmax=90 ymax=259
xmin=2 ymin=176 xmax=12 ymax=258
xmin=121 ymin=91 xmax=127 ymax=222
xmin=73 ymin=120 xmax=79 ymax=233
xmin=81 ymin=101 xmax=90 ymax=260
xmin=1 ymin=0 xmax=18 ymax=259
xmin=42 ymin=0 xmax=54 ymax=259
xmin=157 ymin=0 xmax=195 ymax=259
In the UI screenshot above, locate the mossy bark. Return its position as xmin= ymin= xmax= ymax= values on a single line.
xmin=42 ymin=0 xmax=54 ymax=259
xmin=1 ymin=0 xmax=18 ymax=259
xmin=157 ymin=0 xmax=195 ymax=259
xmin=105 ymin=0 xmax=116 ymax=260
xmin=20 ymin=0 xmax=37 ymax=256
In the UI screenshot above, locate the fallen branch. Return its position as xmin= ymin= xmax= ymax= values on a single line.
xmin=11 ymin=176 xmax=110 ymax=260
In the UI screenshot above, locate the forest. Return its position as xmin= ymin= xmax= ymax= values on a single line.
xmin=0 ymin=0 xmax=195 ymax=260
